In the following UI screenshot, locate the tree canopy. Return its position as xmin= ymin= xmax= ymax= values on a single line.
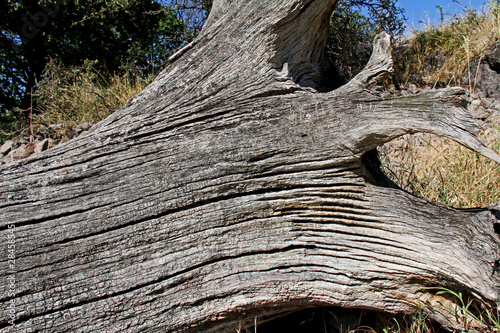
xmin=0 ymin=0 xmax=187 ymax=116
xmin=328 ymin=0 xmax=405 ymax=79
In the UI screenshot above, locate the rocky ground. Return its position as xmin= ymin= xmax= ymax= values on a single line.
xmin=0 ymin=121 xmax=94 ymax=165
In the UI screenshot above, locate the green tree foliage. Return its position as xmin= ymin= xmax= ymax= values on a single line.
xmin=328 ymin=0 xmax=405 ymax=79
xmin=165 ymin=0 xmax=212 ymax=33
xmin=0 ymin=0 xmax=187 ymax=118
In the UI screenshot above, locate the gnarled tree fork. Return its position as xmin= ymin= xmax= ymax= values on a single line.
xmin=2 ymin=0 xmax=500 ymax=331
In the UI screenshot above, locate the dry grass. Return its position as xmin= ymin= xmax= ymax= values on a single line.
xmin=397 ymin=1 xmax=500 ymax=88
xmin=385 ymin=1 xmax=500 ymax=209
xmin=380 ymin=121 xmax=500 ymax=208
xmin=30 ymin=59 xmax=151 ymax=141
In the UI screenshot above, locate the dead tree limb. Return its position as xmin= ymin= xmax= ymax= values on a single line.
xmin=2 ymin=0 xmax=500 ymax=331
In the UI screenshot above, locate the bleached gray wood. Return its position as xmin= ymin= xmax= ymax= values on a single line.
xmin=1 ymin=0 xmax=500 ymax=331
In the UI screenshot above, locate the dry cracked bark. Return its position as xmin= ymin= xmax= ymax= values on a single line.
xmin=2 ymin=0 xmax=500 ymax=332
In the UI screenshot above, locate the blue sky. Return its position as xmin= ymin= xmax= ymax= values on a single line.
xmin=396 ymin=0 xmax=491 ymax=32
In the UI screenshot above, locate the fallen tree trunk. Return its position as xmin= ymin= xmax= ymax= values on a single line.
xmin=2 ymin=0 xmax=500 ymax=331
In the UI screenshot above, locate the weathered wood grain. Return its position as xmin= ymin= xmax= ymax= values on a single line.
xmin=1 ymin=0 xmax=500 ymax=331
